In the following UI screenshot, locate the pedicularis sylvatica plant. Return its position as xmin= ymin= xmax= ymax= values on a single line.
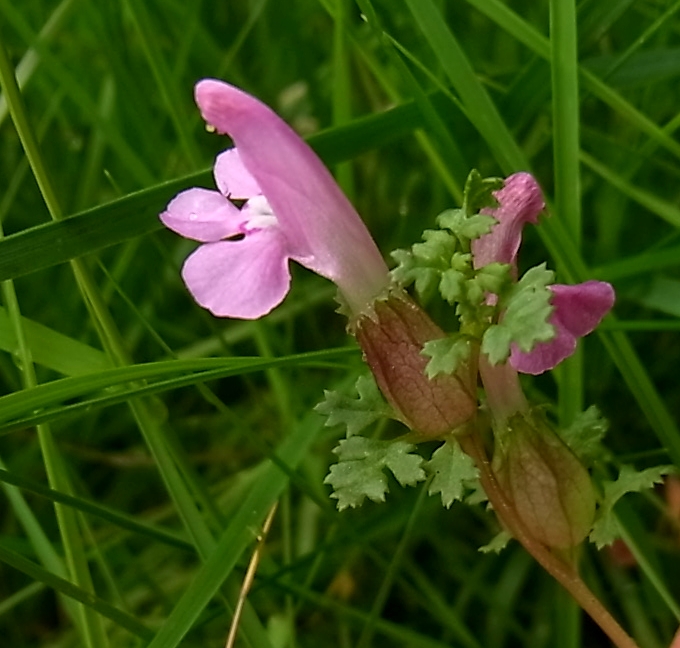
xmin=161 ymin=79 xmax=673 ymax=648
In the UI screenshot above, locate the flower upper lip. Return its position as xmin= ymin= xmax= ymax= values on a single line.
xmin=160 ymin=79 xmax=390 ymax=319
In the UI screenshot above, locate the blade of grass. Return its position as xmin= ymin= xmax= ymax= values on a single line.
xmin=594 ymin=244 xmax=680 ymax=282
xmin=0 ymin=38 xmax=109 ymax=645
xmin=0 ymin=538 xmax=154 ymax=641
xmin=355 ymin=483 xmax=428 ymax=648
xmin=331 ymin=0 xmax=355 ymax=198
xmin=0 ymin=98 xmax=428 ymax=283
xmin=0 ymin=0 xmax=75 ymax=128
xmin=146 ymin=410 xmax=324 ymax=648
xmin=0 ymin=467 xmax=193 ymax=552
xmin=464 ymin=0 xmax=680 ymax=161
xmin=0 ymin=306 xmax=110 ymax=376
xmin=0 ymin=0 xmax=156 ymax=185
xmin=616 ymin=501 xmax=680 ymax=620
xmin=403 ymin=0 xmax=526 ymax=173
xmin=0 ymin=348 xmax=356 ymax=433
xmin=580 ymin=151 xmax=680 ymax=229
xmin=550 ymin=0 xmax=583 ymax=423
xmin=122 ymin=0 xmax=199 ymax=167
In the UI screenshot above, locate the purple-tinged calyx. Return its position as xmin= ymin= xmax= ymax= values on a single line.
xmin=353 ymin=291 xmax=477 ymax=438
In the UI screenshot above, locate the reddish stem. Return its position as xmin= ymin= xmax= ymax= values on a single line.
xmin=670 ymin=626 xmax=680 ymax=648
xmin=459 ymin=431 xmax=639 ymax=648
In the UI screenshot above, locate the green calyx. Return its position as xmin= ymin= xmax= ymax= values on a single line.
xmin=492 ymin=409 xmax=597 ymax=550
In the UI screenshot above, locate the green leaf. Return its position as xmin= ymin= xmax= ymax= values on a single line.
xmin=461 ymin=169 xmax=504 ymax=216
xmin=424 ymin=438 xmax=479 ymax=508
xmin=479 ymin=530 xmax=512 ymax=554
xmin=439 ymin=268 xmax=466 ymax=304
xmin=390 ymin=229 xmax=459 ymax=301
xmin=436 ymin=209 xmax=497 ymax=241
xmin=560 ymin=406 xmax=609 ymax=462
xmin=422 ymin=336 xmax=472 ymax=379
xmin=412 ymin=229 xmax=458 ymax=264
xmin=481 ymin=264 xmax=555 ymax=364
xmin=590 ymin=464 xmax=674 ymax=549
xmin=0 ymin=306 xmax=109 ymax=376
xmin=325 ymin=437 xmax=426 ymax=510
xmin=390 ymin=249 xmax=438 ymax=300
xmin=314 ymin=374 xmax=392 ymax=437
xmin=473 ymin=262 xmax=512 ymax=296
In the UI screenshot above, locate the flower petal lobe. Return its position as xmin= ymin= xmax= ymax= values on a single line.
xmin=160 ymin=188 xmax=244 ymax=242
xmin=181 ymin=228 xmax=291 ymax=319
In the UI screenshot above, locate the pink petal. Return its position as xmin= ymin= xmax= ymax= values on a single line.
xmin=509 ymin=325 xmax=576 ymax=375
xmin=510 ymin=281 xmax=615 ymax=375
xmin=193 ymin=79 xmax=389 ymax=316
xmin=181 ymin=228 xmax=291 ymax=319
xmin=160 ymin=188 xmax=245 ymax=242
xmin=214 ymin=149 xmax=262 ymax=199
xmin=550 ymin=281 xmax=615 ymax=338
xmin=473 ymin=172 xmax=545 ymax=270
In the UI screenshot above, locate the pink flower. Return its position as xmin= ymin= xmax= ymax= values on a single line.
xmin=472 ymin=173 xmax=615 ymax=375
xmin=161 ymin=79 xmax=389 ymax=319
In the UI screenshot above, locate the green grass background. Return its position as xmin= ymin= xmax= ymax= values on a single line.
xmin=0 ymin=0 xmax=679 ymax=646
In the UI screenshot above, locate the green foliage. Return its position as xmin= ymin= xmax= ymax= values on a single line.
xmin=421 ymin=335 xmax=473 ymax=378
xmin=0 ymin=0 xmax=678 ymax=646
xmin=481 ymin=264 xmax=555 ymax=364
xmin=325 ymin=437 xmax=426 ymax=510
xmin=425 ymin=438 xmax=479 ymax=508
xmin=390 ymin=169 xmax=514 ymax=324
xmin=561 ymin=405 xmax=609 ymax=462
xmin=390 ymin=229 xmax=460 ymax=302
xmin=479 ymin=531 xmax=512 ymax=554
xmin=314 ymin=374 xmax=393 ymax=437
xmin=436 ymin=209 xmax=497 ymax=241
xmin=459 ymin=170 xmax=504 ymax=217
xmin=590 ymin=464 xmax=675 ymax=549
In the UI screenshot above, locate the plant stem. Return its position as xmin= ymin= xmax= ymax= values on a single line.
xmin=671 ymin=625 xmax=680 ymax=648
xmin=458 ymin=430 xmax=640 ymax=648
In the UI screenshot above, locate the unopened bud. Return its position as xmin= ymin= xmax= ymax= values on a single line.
xmin=493 ymin=410 xmax=596 ymax=549
xmin=352 ymin=291 xmax=477 ymax=438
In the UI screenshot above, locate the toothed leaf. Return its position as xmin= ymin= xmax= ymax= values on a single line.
xmin=590 ymin=464 xmax=674 ymax=548
xmin=481 ymin=264 xmax=555 ymax=365
xmin=325 ymin=437 xmax=426 ymax=510
xmin=425 ymin=438 xmax=479 ymax=508
xmin=315 ymin=374 xmax=391 ymax=437
xmin=422 ymin=336 xmax=472 ymax=378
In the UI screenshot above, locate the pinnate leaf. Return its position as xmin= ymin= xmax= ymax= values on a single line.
xmin=437 ymin=209 xmax=497 ymax=241
xmin=425 ymin=438 xmax=479 ymax=508
xmin=315 ymin=374 xmax=391 ymax=437
xmin=561 ymin=406 xmax=609 ymax=462
xmin=590 ymin=464 xmax=674 ymax=548
xmin=422 ymin=336 xmax=472 ymax=378
xmin=461 ymin=169 xmax=504 ymax=216
xmin=481 ymin=264 xmax=555 ymax=364
xmin=479 ymin=530 xmax=512 ymax=554
xmin=325 ymin=437 xmax=426 ymax=510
